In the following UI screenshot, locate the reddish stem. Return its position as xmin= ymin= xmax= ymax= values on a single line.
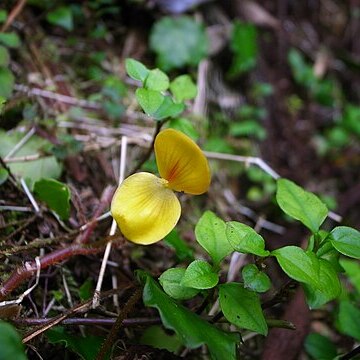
xmin=0 ymin=185 xmax=116 ymax=301
xmin=0 ymin=244 xmax=103 ymax=300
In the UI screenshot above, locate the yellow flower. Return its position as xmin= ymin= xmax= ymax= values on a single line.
xmin=111 ymin=129 xmax=211 ymax=245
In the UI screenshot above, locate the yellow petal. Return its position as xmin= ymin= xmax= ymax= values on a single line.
xmin=155 ymin=129 xmax=211 ymax=195
xmin=111 ymin=172 xmax=181 ymax=245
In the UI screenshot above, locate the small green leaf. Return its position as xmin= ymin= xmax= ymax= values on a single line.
xmin=0 ymin=131 xmax=62 ymax=188
xmin=273 ymin=246 xmax=341 ymax=308
xmin=219 ymin=283 xmax=268 ymax=335
xmin=0 ymin=67 xmax=14 ymax=99
xmin=229 ymin=21 xmax=258 ymax=76
xmin=164 ymin=229 xmax=194 ymax=261
xmin=343 ymin=104 xmax=360 ymax=136
xmin=276 ymin=178 xmax=328 ymax=233
xmin=303 ymin=259 xmax=341 ymax=309
xmin=338 ymin=301 xmax=360 ymax=341
xmin=304 ymin=333 xmax=337 ymax=360
xmin=34 ymin=178 xmax=71 ymax=220
xmin=170 ymin=75 xmax=197 ymax=102
xmin=0 ymin=46 xmax=10 ymax=67
xmin=226 ymin=221 xmax=269 ymax=257
xmin=168 ymin=118 xmax=199 ymax=140
xmin=0 ymin=321 xmax=27 ymax=360
xmin=159 ymin=268 xmax=199 ymax=300
xmin=143 ymin=274 xmax=239 ymax=360
xmin=136 ymin=89 xmax=183 ymax=120
xmin=46 ymin=326 xmax=107 ymax=360
xmin=0 ymin=168 xmax=9 ymax=186
xmin=0 ymin=32 xmax=21 ymax=48
xmin=0 ymin=10 xmax=7 ymax=24
xmin=144 ymin=68 xmax=169 ymax=91
xmin=330 ymin=226 xmax=360 ymax=259
xmin=141 ymin=325 xmax=182 ymax=353
xmin=152 ymin=95 xmax=185 ymax=120
xmin=229 ymin=120 xmax=266 ymax=140
xmin=339 ymin=258 xmax=360 ymax=294
xmin=242 ymin=264 xmax=271 ymax=293
xmin=135 ymin=88 xmax=164 ymax=116
xmin=125 ymin=58 xmax=150 ymax=82
xmin=195 ymin=211 xmax=233 ymax=265
xmin=0 ymin=96 xmax=5 ymax=112
xmin=150 ymin=16 xmax=208 ymax=71
xmin=79 ymin=279 xmax=93 ymax=301
xmin=288 ymin=48 xmax=315 ymax=88
xmin=46 ymin=6 xmax=74 ymax=31
xmin=272 ymin=246 xmax=319 ymax=286
xmin=181 ymin=260 xmax=218 ymax=290
xmin=204 ymin=137 xmax=234 ymax=153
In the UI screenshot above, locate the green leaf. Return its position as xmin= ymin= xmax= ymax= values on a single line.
xmin=152 ymin=95 xmax=184 ymax=120
xmin=326 ymin=127 xmax=349 ymax=148
xmin=0 ymin=10 xmax=7 ymax=24
xmin=159 ymin=268 xmax=199 ymax=300
xmin=330 ymin=226 xmax=360 ymax=259
xmin=276 ymin=178 xmax=328 ymax=233
xmin=135 ymin=88 xmax=164 ymax=116
xmin=272 ymin=246 xmax=320 ymax=286
xmin=181 ymin=260 xmax=218 ymax=290
xmin=168 ymin=118 xmax=199 ymax=141
xmin=226 ymin=221 xmax=269 ymax=257
xmin=140 ymin=325 xmax=182 ymax=353
xmin=338 ymin=301 xmax=360 ymax=341
xmin=0 ymin=130 xmax=62 ymax=188
xmin=303 ymin=259 xmax=341 ymax=309
xmin=79 ymin=279 xmax=93 ymax=301
xmin=229 ymin=120 xmax=266 ymax=140
xmin=103 ymin=100 xmax=124 ymax=119
xmin=136 ymin=88 xmax=184 ymax=120
xmin=273 ymin=246 xmax=341 ymax=308
xmin=170 ymin=75 xmax=197 ymax=102
xmin=144 ymin=68 xmax=169 ymax=91
xmin=34 ymin=179 xmax=71 ymax=220
xmin=0 ymin=32 xmax=21 ymax=48
xmin=0 ymin=321 xmax=27 ymax=360
xmin=143 ymin=274 xmax=239 ymax=360
xmin=46 ymin=6 xmax=74 ymax=31
xmin=0 ymin=96 xmax=5 ymax=113
xmin=242 ymin=264 xmax=271 ymax=293
xmin=219 ymin=283 xmax=268 ymax=335
xmin=195 ymin=211 xmax=233 ymax=265
xmin=0 ymin=46 xmax=10 ymax=67
xmin=46 ymin=326 xmax=107 ymax=360
xmin=317 ymin=245 xmax=342 ymax=273
xmin=164 ymin=229 xmax=194 ymax=261
xmin=343 ymin=104 xmax=360 ymax=136
xmin=339 ymin=258 xmax=360 ymax=294
xmin=0 ymin=168 xmax=9 ymax=186
xmin=125 ymin=58 xmax=149 ymax=83
xmin=102 ymin=75 xmax=127 ymax=101
xmin=288 ymin=48 xmax=315 ymax=88
xmin=150 ymin=16 xmax=208 ymax=71
xmin=229 ymin=21 xmax=258 ymax=76
xmin=304 ymin=333 xmax=337 ymax=360
xmin=0 ymin=67 xmax=14 ymax=99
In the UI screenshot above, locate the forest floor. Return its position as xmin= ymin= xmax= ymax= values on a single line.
xmin=0 ymin=1 xmax=359 ymax=359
